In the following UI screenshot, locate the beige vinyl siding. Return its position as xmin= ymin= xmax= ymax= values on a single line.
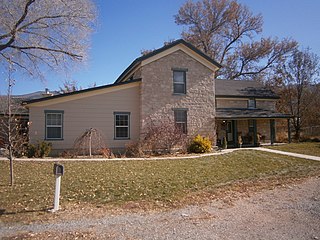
xmin=216 ymin=98 xmax=277 ymax=110
xmin=29 ymin=85 xmax=140 ymax=152
xmin=256 ymin=99 xmax=276 ymax=110
xmin=216 ymin=99 xmax=247 ymax=108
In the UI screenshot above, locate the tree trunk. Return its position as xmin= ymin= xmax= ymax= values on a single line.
xmin=9 ymin=145 xmax=14 ymax=186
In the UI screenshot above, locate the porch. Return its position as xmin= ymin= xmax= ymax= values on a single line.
xmin=216 ymin=108 xmax=292 ymax=148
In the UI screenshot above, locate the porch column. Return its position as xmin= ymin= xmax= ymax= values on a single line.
xmin=270 ymin=119 xmax=275 ymax=145
xmin=253 ymin=119 xmax=257 ymax=146
xmin=233 ymin=120 xmax=238 ymax=147
xmin=287 ymin=118 xmax=291 ymax=143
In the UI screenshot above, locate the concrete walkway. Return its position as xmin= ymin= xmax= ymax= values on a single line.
xmin=253 ymin=147 xmax=320 ymax=162
xmin=0 ymin=147 xmax=319 ymax=162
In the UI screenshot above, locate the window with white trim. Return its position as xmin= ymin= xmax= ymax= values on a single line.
xmin=173 ymin=70 xmax=186 ymax=94
xmin=45 ymin=111 xmax=63 ymax=140
xmin=174 ymin=109 xmax=187 ymax=134
xmin=114 ymin=112 xmax=130 ymax=139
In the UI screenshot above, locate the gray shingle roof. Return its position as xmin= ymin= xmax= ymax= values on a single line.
xmin=215 ymin=79 xmax=279 ymax=99
xmin=216 ymin=108 xmax=291 ymax=119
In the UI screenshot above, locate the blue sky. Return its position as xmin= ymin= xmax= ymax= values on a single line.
xmin=1 ymin=0 xmax=320 ymax=95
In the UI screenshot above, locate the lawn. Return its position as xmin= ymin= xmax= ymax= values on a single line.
xmin=265 ymin=142 xmax=320 ymax=157
xmin=1 ymin=150 xmax=320 ymax=223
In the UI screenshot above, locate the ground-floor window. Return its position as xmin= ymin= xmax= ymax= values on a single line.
xmin=114 ymin=112 xmax=130 ymax=139
xmin=174 ymin=109 xmax=187 ymax=134
xmin=45 ymin=110 xmax=64 ymax=140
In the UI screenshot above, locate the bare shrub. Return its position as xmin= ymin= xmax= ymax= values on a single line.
xmin=124 ymin=142 xmax=144 ymax=158
xmin=125 ymin=118 xmax=188 ymax=157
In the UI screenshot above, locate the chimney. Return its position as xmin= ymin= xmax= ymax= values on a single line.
xmin=42 ymin=88 xmax=53 ymax=97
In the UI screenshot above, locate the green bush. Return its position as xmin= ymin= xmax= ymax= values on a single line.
xmin=188 ymin=135 xmax=212 ymax=153
xmin=27 ymin=141 xmax=52 ymax=158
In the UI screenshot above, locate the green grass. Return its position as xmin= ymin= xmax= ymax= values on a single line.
xmin=1 ymin=150 xmax=320 ymax=222
xmin=265 ymin=142 xmax=320 ymax=157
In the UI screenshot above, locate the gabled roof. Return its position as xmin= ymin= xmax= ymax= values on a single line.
xmin=114 ymin=39 xmax=222 ymax=83
xmin=215 ymin=79 xmax=279 ymax=99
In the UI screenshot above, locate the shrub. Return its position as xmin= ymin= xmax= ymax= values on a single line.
xmin=140 ymin=118 xmax=188 ymax=155
xmin=27 ymin=141 xmax=52 ymax=158
xmin=125 ymin=142 xmax=144 ymax=158
xmin=188 ymin=135 xmax=212 ymax=153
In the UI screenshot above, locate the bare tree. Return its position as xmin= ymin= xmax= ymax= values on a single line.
xmin=73 ymin=128 xmax=109 ymax=157
xmin=0 ymin=64 xmax=28 ymax=186
xmin=274 ymin=49 xmax=320 ymax=140
xmin=59 ymin=80 xmax=80 ymax=93
xmin=174 ymin=0 xmax=297 ymax=80
xmin=0 ymin=0 xmax=97 ymax=80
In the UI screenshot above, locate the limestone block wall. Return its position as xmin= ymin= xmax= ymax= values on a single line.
xmin=140 ymin=50 xmax=216 ymax=140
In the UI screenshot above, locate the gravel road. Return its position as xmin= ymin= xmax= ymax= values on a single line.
xmin=1 ymin=177 xmax=319 ymax=240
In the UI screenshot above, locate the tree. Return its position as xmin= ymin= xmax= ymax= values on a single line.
xmin=275 ymin=49 xmax=320 ymax=140
xmin=0 ymin=0 xmax=96 ymax=185
xmin=0 ymin=0 xmax=96 ymax=80
xmin=174 ymin=0 xmax=297 ymax=80
xmin=0 ymin=64 xmax=28 ymax=186
xmin=59 ymin=80 xmax=80 ymax=93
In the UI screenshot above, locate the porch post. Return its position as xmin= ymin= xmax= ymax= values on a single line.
xmin=287 ymin=118 xmax=291 ymax=143
xmin=253 ymin=119 xmax=257 ymax=146
xmin=233 ymin=120 xmax=238 ymax=147
xmin=270 ymin=119 xmax=275 ymax=145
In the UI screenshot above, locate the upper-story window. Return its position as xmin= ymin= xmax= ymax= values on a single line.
xmin=248 ymin=98 xmax=256 ymax=109
xmin=173 ymin=69 xmax=187 ymax=94
xmin=45 ymin=110 xmax=64 ymax=140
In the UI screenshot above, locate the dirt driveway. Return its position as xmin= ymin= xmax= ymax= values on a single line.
xmin=1 ymin=177 xmax=319 ymax=240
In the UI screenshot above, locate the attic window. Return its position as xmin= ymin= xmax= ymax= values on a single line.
xmin=248 ymin=99 xmax=256 ymax=109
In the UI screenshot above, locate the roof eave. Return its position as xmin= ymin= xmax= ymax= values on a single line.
xmin=24 ymin=79 xmax=142 ymax=106
xmin=114 ymin=39 xmax=221 ymax=84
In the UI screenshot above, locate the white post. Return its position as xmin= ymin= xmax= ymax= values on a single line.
xmin=53 ymin=175 xmax=61 ymax=212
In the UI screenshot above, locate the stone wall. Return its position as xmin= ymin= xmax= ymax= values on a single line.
xmin=140 ymin=50 xmax=216 ymax=140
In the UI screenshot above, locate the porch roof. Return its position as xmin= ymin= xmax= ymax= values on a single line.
xmin=216 ymin=108 xmax=292 ymax=119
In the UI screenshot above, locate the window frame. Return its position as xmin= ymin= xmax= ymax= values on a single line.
xmin=248 ymin=98 xmax=256 ymax=109
xmin=172 ymin=68 xmax=187 ymax=95
xmin=45 ymin=110 xmax=64 ymax=140
xmin=173 ymin=108 xmax=188 ymax=134
xmin=114 ymin=112 xmax=130 ymax=140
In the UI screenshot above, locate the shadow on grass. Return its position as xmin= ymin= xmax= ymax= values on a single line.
xmin=0 ymin=207 xmax=51 ymax=216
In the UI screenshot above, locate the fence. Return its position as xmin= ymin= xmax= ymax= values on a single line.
xmin=301 ymin=125 xmax=320 ymax=138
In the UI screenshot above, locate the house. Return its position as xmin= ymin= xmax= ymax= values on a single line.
xmin=0 ymin=90 xmax=59 ymax=149
xmin=24 ymin=39 xmax=291 ymax=154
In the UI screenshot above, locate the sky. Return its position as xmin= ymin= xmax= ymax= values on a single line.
xmin=1 ymin=0 xmax=320 ymax=95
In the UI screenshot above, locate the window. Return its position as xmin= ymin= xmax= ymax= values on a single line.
xmin=114 ymin=112 xmax=130 ymax=139
xmin=45 ymin=111 xmax=63 ymax=140
xmin=248 ymin=99 xmax=256 ymax=109
xmin=173 ymin=70 xmax=186 ymax=94
xmin=174 ymin=109 xmax=187 ymax=134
